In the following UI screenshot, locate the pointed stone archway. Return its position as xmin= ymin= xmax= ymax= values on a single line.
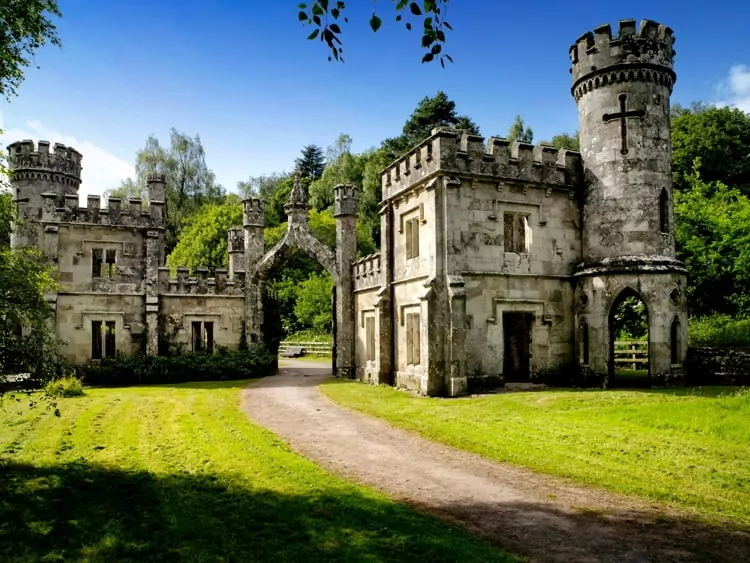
xmin=243 ymin=174 xmax=358 ymax=379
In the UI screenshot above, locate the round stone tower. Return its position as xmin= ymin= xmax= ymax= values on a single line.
xmin=7 ymin=139 xmax=83 ymax=248
xmin=569 ymin=20 xmax=688 ymax=386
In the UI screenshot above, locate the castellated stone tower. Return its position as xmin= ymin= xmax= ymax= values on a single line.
xmin=8 ymin=140 xmax=83 ymax=249
xmin=570 ymin=19 xmax=688 ymax=385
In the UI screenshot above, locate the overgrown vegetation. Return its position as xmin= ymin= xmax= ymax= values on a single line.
xmin=323 ymin=380 xmax=750 ymax=526
xmin=78 ymin=345 xmax=275 ymax=387
xmin=688 ymin=315 xmax=750 ymax=347
xmin=0 ymin=383 xmax=510 ymax=561
xmin=43 ymin=375 xmax=84 ymax=398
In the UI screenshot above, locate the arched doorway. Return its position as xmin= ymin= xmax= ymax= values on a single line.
xmin=246 ymin=176 xmax=357 ymax=377
xmin=608 ymin=287 xmax=650 ymax=387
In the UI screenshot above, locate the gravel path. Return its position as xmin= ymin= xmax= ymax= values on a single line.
xmin=241 ymin=360 xmax=750 ymax=562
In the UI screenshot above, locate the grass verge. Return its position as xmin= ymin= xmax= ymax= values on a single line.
xmin=321 ymin=380 xmax=750 ymax=526
xmin=0 ymin=381 xmax=511 ymax=562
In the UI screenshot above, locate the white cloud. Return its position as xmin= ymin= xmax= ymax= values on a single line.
xmin=0 ymin=113 xmax=134 ymax=203
xmin=717 ymin=64 xmax=750 ymax=113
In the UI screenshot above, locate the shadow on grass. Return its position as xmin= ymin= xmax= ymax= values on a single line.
xmin=0 ymin=460 xmax=508 ymax=562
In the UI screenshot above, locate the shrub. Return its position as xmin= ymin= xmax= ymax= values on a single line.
xmin=44 ymin=375 xmax=85 ymax=397
xmin=689 ymin=315 xmax=750 ymax=347
xmin=284 ymin=330 xmax=333 ymax=344
xmin=78 ymin=344 xmax=275 ymax=387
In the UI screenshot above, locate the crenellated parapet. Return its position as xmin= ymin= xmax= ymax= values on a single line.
xmin=569 ymin=19 xmax=676 ymax=101
xmin=243 ymin=197 xmax=265 ymax=228
xmin=39 ymin=192 xmax=164 ymax=228
xmin=8 ymin=140 xmax=83 ymax=188
xmin=353 ymin=253 xmax=383 ymax=291
xmin=381 ymin=128 xmax=583 ymax=199
xmin=157 ymin=267 xmax=246 ymax=296
xmin=334 ymin=184 xmax=358 ymax=217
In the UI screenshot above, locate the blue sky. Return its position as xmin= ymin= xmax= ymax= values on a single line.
xmin=2 ymin=0 xmax=749 ymax=200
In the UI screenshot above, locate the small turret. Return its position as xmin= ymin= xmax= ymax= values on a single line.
xmin=228 ymin=227 xmax=245 ymax=277
xmin=8 ymin=140 xmax=83 ymax=248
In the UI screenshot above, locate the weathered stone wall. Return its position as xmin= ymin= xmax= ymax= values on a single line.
xmin=159 ymin=295 xmax=245 ymax=353
xmin=685 ymin=347 xmax=750 ymax=386
xmin=56 ymin=293 xmax=146 ymax=363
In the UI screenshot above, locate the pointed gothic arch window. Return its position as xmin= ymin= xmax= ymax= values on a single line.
xmin=659 ymin=188 xmax=669 ymax=233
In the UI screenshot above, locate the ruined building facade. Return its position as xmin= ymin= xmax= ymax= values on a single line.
xmin=9 ymin=19 xmax=687 ymax=396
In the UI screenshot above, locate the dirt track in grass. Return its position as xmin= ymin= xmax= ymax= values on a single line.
xmin=241 ymin=360 xmax=750 ymax=563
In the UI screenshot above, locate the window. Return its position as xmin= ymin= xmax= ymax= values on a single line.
xmin=659 ymin=188 xmax=669 ymax=233
xmin=192 ymin=321 xmax=215 ymax=354
xmin=92 ymin=248 xmax=103 ymax=277
xmin=92 ymin=320 xmax=102 ymax=359
xmin=405 ymin=312 xmax=421 ymax=366
xmin=504 ymin=212 xmax=532 ymax=253
xmin=105 ymin=249 xmax=117 ymax=277
xmin=365 ymin=316 xmax=376 ymax=362
xmin=405 ymin=217 xmax=420 ymax=259
xmin=91 ymin=320 xmax=116 ymax=359
xmin=92 ymin=248 xmax=116 ymax=278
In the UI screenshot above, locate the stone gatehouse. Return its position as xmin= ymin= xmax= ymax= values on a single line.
xmin=8 ymin=18 xmax=687 ymax=397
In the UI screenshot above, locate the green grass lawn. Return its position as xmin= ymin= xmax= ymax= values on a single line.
xmin=321 ymin=381 xmax=750 ymax=526
xmin=0 ymin=382 xmax=511 ymax=562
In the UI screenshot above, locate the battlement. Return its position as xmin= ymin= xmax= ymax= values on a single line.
xmin=334 ymin=184 xmax=358 ymax=217
xmin=157 ymin=267 xmax=245 ymax=296
xmin=38 ymin=192 xmax=164 ymax=228
xmin=243 ymin=197 xmax=265 ymax=228
xmin=569 ymin=19 xmax=676 ymax=89
xmin=353 ymin=253 xmax=383 ymax=291
xmin=8 ymin=139 xmax=83 ymax=185
xmin=381 ymin=128 xmax=583 ymax=199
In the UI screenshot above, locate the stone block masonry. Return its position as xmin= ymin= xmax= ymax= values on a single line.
xmin=9 ymin=18 xmax=689 ymax=396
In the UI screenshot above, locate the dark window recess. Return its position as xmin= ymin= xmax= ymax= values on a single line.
xmin=405 ymin=218 xmax=420 ymax=259
xmin=659 ymin=188 xmax=669 ymax=233
xmin=105 ymin=321 xmax=116 ymax=358
xmin=504 ymin=212 xmax=530 ymax=253
xmin=105 ymin=249 xmax=117 ymax=277
xmin=192 ymin=321 xmax=215 ymax=353
xmin=91 ymin=320 xmax=102 ymax=359
xmin=92 ymin=248 xmax=103 ymax=277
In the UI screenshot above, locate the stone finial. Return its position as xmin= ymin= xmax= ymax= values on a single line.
xmin=284 ymin=173 xmax=311 ymax=215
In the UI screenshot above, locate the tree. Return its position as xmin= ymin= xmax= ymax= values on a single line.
xmin=309 ymin=134 xmax=367 ymax=210
xmin=295 ymin=145 xmax=326 ymax=182
xmin=507 ymin=115 xmax=533 ymax=143
xmin=294 ymin=271 xmax=335 ymax=333
xmin=549 ymin=132 xmax=580 ymax=151
xmin=0 ymin=1 xmax=62 ymax=101
xmin=166 ymin=198 xmax=242 ymax=273
xmin=116 ymin=129 xmax=225 ymax=252
xmin=674 ymin=167 xmax=750 ymax=316
xmin=298 ymin=1 xmax=454 ymax=66
xmin=671 ymin=104 xmax=750 ymax=194
xmin=382 ymin=91 xmax=480 ymax=158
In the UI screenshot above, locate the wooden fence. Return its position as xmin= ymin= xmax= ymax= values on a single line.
xmin=278 ymin=341 xmax=332 ymax=356
xmin=614 ymin=340 xmax=648 ymax=370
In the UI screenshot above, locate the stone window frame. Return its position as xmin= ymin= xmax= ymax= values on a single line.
xmin=405 ymin=311 xmax=421 ymax=366
xmin=191 ymin=320 xmax=215 ymax=354
xmin=91 ymin=319 xmax=116 ymax=360
xmin=503 ymin=211 xmax=533 ymax=254
xmin=364 ymin=314 xmax=376 ymax=362
xmin=91 ymin=245 xmax=119 ymax=279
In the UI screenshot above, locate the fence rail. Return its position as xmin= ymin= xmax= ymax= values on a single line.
xmin=278 ymin=341 xmax=332 ymax=356
xmin=614 ymin=340 xmax=648 ymax=370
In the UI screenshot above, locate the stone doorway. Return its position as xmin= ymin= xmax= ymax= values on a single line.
xmin=608 ymin=287 xmax=650 ymax=388
xmin=503 ymin=312 xmax=533 ymax=383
